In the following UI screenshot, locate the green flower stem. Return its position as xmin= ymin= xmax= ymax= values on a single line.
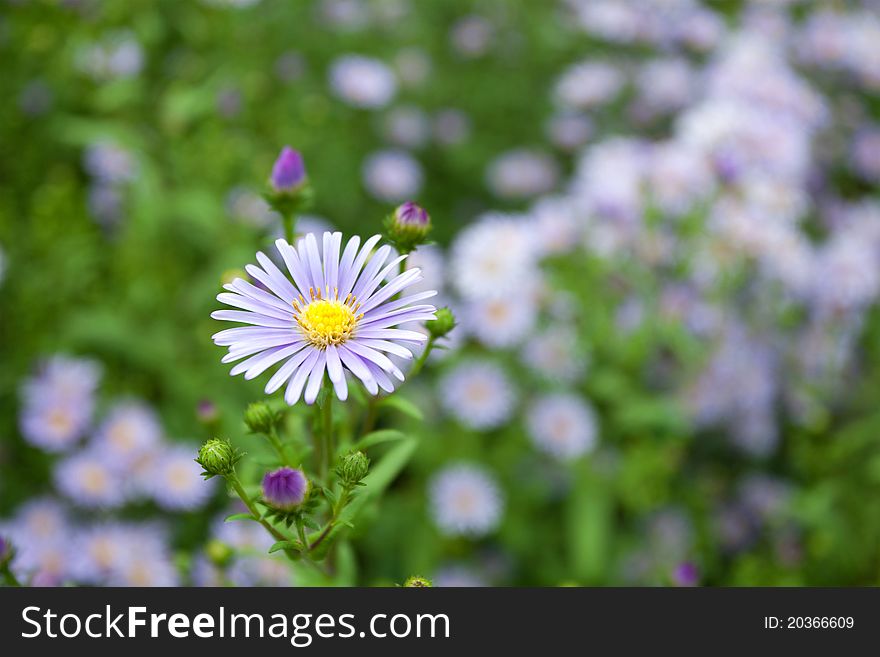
xmin=267 ymin=427 xmax=293 ymax=467
xmin=281 ymin=212 xmax=296 ymax=244
xmin=309 ymin=484 xmax=354 ymax=553
xmin=408 ymin=334 xmax=436 ymax=378
xmin=361 ymin=397 xmax=379 ymax=436
xmin=321 ymin=378 xmax=334 ymax=480
xmin=227 ymin=472 xmax=298 ymax=562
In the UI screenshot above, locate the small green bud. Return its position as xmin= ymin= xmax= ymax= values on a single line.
xmin=195 ymin=438 xmax=239 ymax=478
xmin=206 ymin=540 xmax=233 ymax=568
xmin=336 ymin=450 xmax=370 ymax=487
xmin=244 ymin=401 xmax=280 ymax=435
xmin=425 ymin=306 xmax=456 ymax=339
xmin=403 ymin=575 xmax=432 ymax=588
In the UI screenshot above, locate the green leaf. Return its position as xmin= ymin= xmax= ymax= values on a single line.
xmin=268 ymin=540 xmax=300 ymax=554
xmin=224 ymin=513 xmax=257 ymax=523
xmin=335 ymin=540 xmax=358 ymax=586
xmin=302 ymin=517 xmax=321 ymax=531
xmin=566 ymin=464 xmax=611 ymax=584
xmin=352 ymin=429 xmax=407 ymax=452
xmin=378 ymin=395 xmax=424 ymax=421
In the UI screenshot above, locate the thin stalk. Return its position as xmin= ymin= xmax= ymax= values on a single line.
xmin=361 ymin=396 xmax=379 ymax=436
xmin=309 ymin=485 xmax=353 ymax=553
xmin=266 ymin=427 xmax=290 ymax=466
xmin=282 ymin=213 xmax=297 ymax=244
xmin=408 ymin=334 xmax=436 ymax=378
xmin=227 ymin=472 xmax=298 ymax=562
xmin=321 ymin=378 xmax=334 ymax=480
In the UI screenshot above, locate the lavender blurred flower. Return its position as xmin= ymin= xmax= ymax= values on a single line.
xmin=54 ymin=448 xmax=127 ymax=509
xmin=672 ymin=562 xmax=700 ymax=587
xmin=212 ymin=231 xmax=436 ymax=404
xmin=147 ymin=445 xmax=216 ymax=511
xmin=19 ymin=355 xmax=101 ymax=453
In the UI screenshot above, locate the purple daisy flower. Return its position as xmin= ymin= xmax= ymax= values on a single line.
xmin=262 ymin=467 xmax=309 ymax=510
xmin=212 ymin=231 xmax=437 ymax=404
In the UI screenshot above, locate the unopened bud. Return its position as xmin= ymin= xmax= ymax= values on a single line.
xmin=244 ymin=401 xmax=280 ymax=435
xmin=262 ymin=467 xmax=309 ymax=510
xmin=384 ymin=201 xmax=431 ymax=254
xmin=270 ymin=147 xmax=307 ymax=193
xmin=196 ymin=438 xmax=238 ymax=478
xmin=336 ymin=450 xmax=370 ymax=487
xmin=425 ymin=306 xmax=456 ymax=339
xmin=403 ymin=575 xmax=432 ymax=588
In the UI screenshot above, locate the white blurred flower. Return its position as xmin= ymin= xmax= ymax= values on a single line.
xmin=554 ymin=60 xmax=624 ymax=110
xmin=362 ymin=149 xmax=423 ymax=202
xmin=329 ymin=55 xmax=397 ymax=109
xmin=384 ymin=105 xmax=430 ymax=148
xmin=527 ymin=394 xmax=598 ymax=460
xmin=440 ymin=360 xmax=515 ymax=430
xmin=430 ymin=464 xmax=503 ymax=537
xmin=486 ymin=149 xmax=559 ymax=200
xmin=450 ymin=213 xmax=540 ymax=301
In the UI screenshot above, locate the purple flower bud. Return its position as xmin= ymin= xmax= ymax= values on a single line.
xmin=394 ymin=201 xmax=430 ymax=227
xmin=261 ymin=466 xmax=309 ymax=510
xmin=270 ymin=147 xmax=307 ymax=192
xmin=672 ymin=562 xmax=699 ymax=587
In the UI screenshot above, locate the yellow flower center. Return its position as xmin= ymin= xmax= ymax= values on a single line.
xmin=293 ymin=287 xmax=363 ymax=349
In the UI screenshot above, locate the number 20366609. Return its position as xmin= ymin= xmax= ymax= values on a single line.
xmin=764 ymin=616 xmax=854 ymax=629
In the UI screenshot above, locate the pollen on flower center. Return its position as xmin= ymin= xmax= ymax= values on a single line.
xmin=293 ymin=287 xmax=363 ymax=348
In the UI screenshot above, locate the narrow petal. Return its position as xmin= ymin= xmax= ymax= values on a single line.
xmin=354 ymin=328 xmax=429 ymax=342
xmin=345 ymin=341 xmax=405 ymax=381
xmin=211 ymin=310 xmax=292 ymax=329
xmin=325 ymin=345 xmax=344 ymax=383
xmin=340 ymin=235 xmax=382 ymax=299
xmin=226 ymin=279 xmax=292 ymax=315
xmin=332 ymin=372 xmax=349 ymax=401
xmin=337 ymin=345 xmax=379 ymax=395
xmin=242 ymin=342 xmax=306 ymax=380
xmin=302 ymin=233 xmax=325 ymax=293
xmin=358 ymin=338 xmax=414 ymax=360
xmin=336 ymin=235 xmax=361 ymax=295
xmin=364 ymin=359 xmax=396 ymax=393
xmin=266 ymin=347 xmax=315 ymax=394
xmin=352 ymin=254 xmax=407 ymax=303
xmin=275 ymin=239 xmax=312 ymax=299
xmin=357 ymin=269 xmax=422 ymax=315
xmin=217 ymin=292 xmax=292 ymax=321
xmin=323 ymin=232 xmax=342 ymax=291
xmin=358 ymin=304 xmax=437 ymax=327
xmin=212 ymin=327 xmax=294 ymax=346
xmin=362 ymin=290 xmax=438 ymax=318
xmin=285 ymin=349 xmax=320 ymax=404
xmin=303 ymin=353 xmax=327 ymax=404
xmin=349 ymin=245 xmax=392 ymax=301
